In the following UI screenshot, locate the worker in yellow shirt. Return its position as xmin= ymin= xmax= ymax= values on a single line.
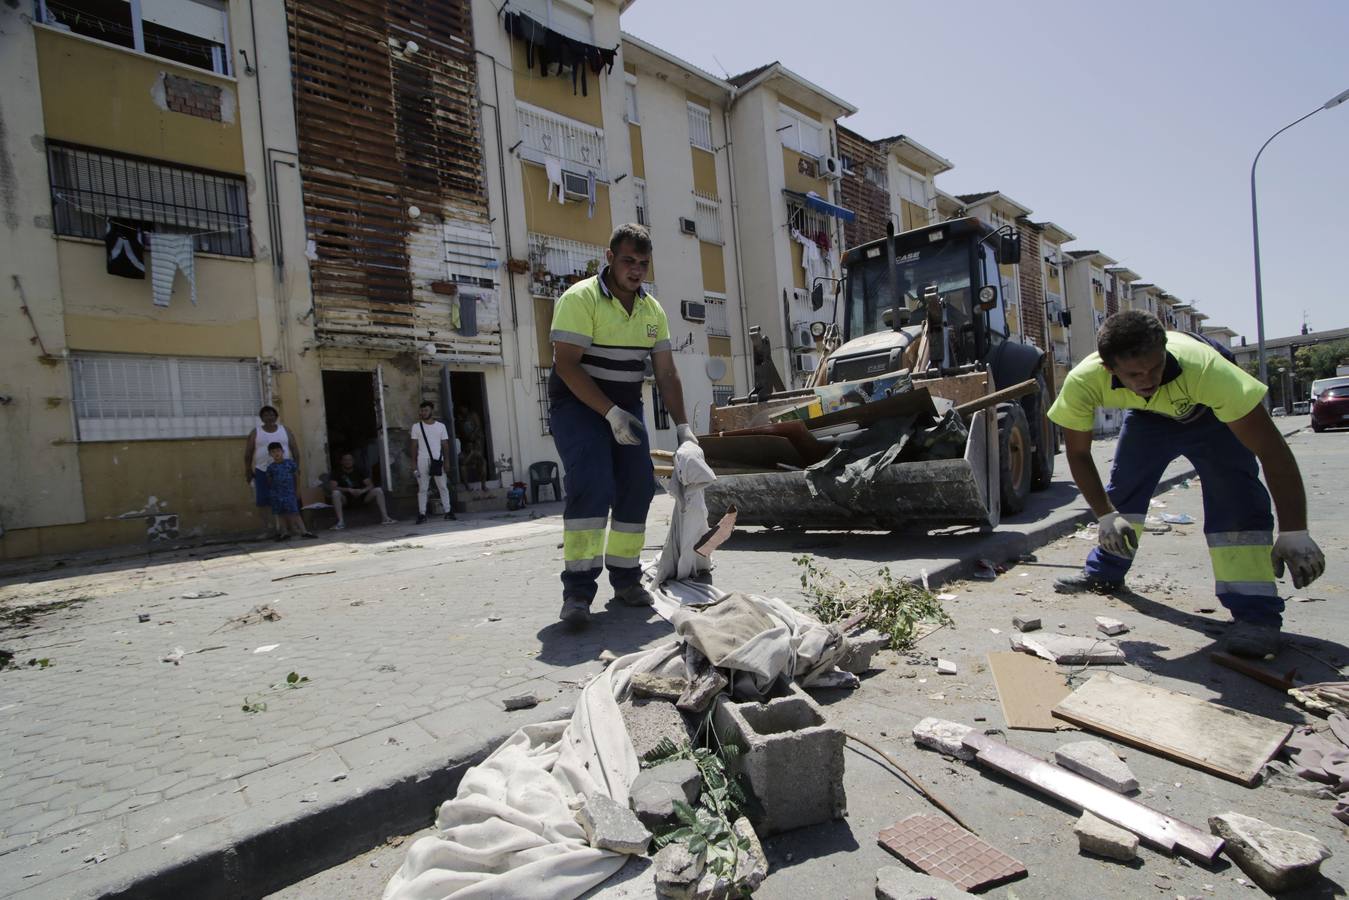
xmin=1049 ymin=310 xmax=1324 ymax=658
xmin=549 ymin=224 xmax=697 ymax=626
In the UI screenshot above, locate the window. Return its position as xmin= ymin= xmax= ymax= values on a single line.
xmin=624 ymin=75 xmax=640 ymax=125
xmin=687 ymin=102 xmax=713 ymax=152
xmin=777 ymin=105 xmax=824 ymax=157
xmin=839 ymin=154 xmax=854 ymax=174
xmin=712 ymin=385 xmax=735 ymax=408
xmin=704 ymin=293 xmax=729 ymax=337
xmin=72 ymin=354 xmax=262 ymax=441
xmin=47 ymin=143 xmax=251 ymax=257
xmin=786 ymin=198 xmax=828 ymax=237
xmin=516 ymin=102 xmax=608 ymax=180
xmin=38 ymin=0 xmax=232 ymax=75
xmin=651 ymin=383 xmax=671 ymax=430
xmin=634 ymin=179 xmax=648 ymax=227
xmin=536 ymin=367 xmax=552 ymax=435
xmin=692 ymin=192 xmax=723 ymax=244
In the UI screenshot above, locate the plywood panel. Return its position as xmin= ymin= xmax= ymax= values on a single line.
xmin=987 ymin=652 xmax=1072 ymax=731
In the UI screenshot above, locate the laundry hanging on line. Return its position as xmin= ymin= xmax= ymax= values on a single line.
xmin=500 ymin=6 xmax=616 ymax=97
xmin=544 ymin=156 xmax=565 ymax=205
xmin=150 ymin=233 xmax=197 ymax=308
xmin=105 ymin=219 xmax=146 ymax=279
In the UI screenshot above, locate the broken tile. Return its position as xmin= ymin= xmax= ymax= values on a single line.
xmin=1095 ymin=616 xmax=1129 ymax=637
xmin=1012 ymin=615 xmax=1041 ymax=633
xmin=1075 ymin=811 xmax=1139 ymax=861
xmin=875 ymin=866 xmax=972 ymax=899
xmin=1010 ymin=633 xmax=1125 ymax=666
xmin=937 ymin=659 xmax=958 ymax=675
xmin=630 ymin=672 xmax=687 ymax=701
xmin=877 ymin=814 xmax=1026 ymax=892
xmin=912 ymin=718 xmax=976 ymax=761
xmin=1053 ymin=740 xmax=1139 ymax=793
xmin=575 ymin=793 xmax=651 ymax=855
xmin=1209 ymin=812 xmax=1331 ymax=893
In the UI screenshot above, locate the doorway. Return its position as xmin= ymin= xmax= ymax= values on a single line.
xmin=448 ymin=372 xmax=496 ymax=488
xmin=322 ymin=371 xmax=382 ymax=486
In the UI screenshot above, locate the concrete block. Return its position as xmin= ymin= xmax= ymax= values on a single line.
xmin=653 ymin=843 xmax=703 ymax=899
xmin=630 ymin=759 xmax=700 ymax=830
xmin=631 ymin=673 xmax=688 ymax=701
xmin=875 ymin=865 xmax=971 ymax=898
xmin=620 ymin=698 xmax=695 ymax=762
xmin=840 ymin=629 xmax=890 ymax=673
xmin=712 ymin=683 xmax=846 ymax=836
xmin=912 ymin=718 xmax=976 ymax=761
xmin=1012 ymin=615 xmax=1041 ymax=633
xmin=731 ymin=816 xmax=767 ymax=893
xmin=1095 ymin=616 xmax=1129 ymax=636
xmin=1209 ymin=812 xmax=1331 ymax=893
xmin=1074 ymin=811 xmax=1138 ymax=861
xmin=936 ymin=659 xmax=957 ymax=675
xmin=575 ymin=792 xmax=651 ymax=855
xmin=1052 ymin=741 xmax=1139 ymax=793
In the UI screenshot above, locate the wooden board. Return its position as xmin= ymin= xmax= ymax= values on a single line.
xmin=714 ymin=421 xmax=830 ymax=465
xmin=987 ymin=652 xmax=1073 ymax=731
xmin=1051 ymin=672 xmax=1293 ymax=786
xmin=698 ymin=434 xmax=804 ymax=469
xmin=803 ymin=388 xmax=937 ymax=433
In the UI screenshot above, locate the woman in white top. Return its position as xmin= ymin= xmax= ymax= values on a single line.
xmin=244 ymin=405 xmax=302 ymax=534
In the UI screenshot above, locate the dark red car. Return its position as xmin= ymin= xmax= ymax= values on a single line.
xmin=1311 ymin=385 xmax=1349 ymax=432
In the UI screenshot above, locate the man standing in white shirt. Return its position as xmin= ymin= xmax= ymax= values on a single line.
xmin=411 ymin=401 xmax=457 ymax=524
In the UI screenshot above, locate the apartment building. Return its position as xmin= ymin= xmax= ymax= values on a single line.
xmin=1203 ymin=324 xmax=1239 ymax=349
xmin=0 ymin=0 xmax=320 ymax=558
xmin=1105 ymin=265 xmax=1139 ymax=320
xmin=1036 ymin=222 xmax=1077 ymax=390
xmin=1063 ymin=249 xmax=1117 ymax=361
xmin=836 ymin=127 xmax=951 ymax=249
xmin=726 ymin=62 xmax=857 ymax=389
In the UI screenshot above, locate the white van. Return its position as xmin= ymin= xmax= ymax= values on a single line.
xmin=1310 ymin=375 xmax=1349 ymax=400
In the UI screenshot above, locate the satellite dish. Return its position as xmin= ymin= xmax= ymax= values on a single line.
xmin=705 ymin=358 xmax=727 ymax=381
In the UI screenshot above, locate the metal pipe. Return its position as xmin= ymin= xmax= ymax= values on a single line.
xmin=722 ymin=101 xmax=754 ymax=390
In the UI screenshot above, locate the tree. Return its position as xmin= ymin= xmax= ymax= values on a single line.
xmin=1242 ymin=355 xmax=1292 ymax=408
xmin=1294 ymin=340 xmax=1349 ymax=383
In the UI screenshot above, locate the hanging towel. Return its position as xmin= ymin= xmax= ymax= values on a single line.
xmin=105 ymin=219 xmax=145 ymax=279
xmin=150 ymin=233 xmax=197 ymax=308
xmin=586 ymin=169 xmax=596 ymax=219
xmin=459 ymin=293 xmax=478 ymax=337
xmin=544 ymin=156 xmax=565 ymax=205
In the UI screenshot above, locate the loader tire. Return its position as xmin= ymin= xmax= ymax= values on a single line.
xmin=1028 ymin=374 xmax=1057 ymax=491
xmin=997 ymin=402 xmax=1032 ymax=516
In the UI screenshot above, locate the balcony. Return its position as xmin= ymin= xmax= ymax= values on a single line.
xmin=516 ymin=101 xmax=608 ymax=181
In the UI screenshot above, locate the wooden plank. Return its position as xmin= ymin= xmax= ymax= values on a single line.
xmin=919 ymin=371 xmax=990 ymax=407
xmin=954 ymin=379 xmax=1037 ymax=419
xmin=804 ymin=387 xmax=937 ymax=432
xmin=1209 ymin=651 xmax=1299 ymax=692
xmin=987 ymin=652 xmax=1072 ymax=731
xmin=698 ymin=434 xmax=804 ymax=469
xmin=962 ymin=732 xmax=1225 ymax=863
xmin=1050 ymin=672 xmax=1292 ymax=786
xmin=712 ymin=421 xmax=830 ymax=465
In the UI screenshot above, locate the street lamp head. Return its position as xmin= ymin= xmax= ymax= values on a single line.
xmin=1325 ymin=88 xmax=1349 ymax=110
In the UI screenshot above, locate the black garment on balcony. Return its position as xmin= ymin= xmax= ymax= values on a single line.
xmin=500 ymin=7 xmax=616 ymax=97
xmin=105 ymin=218 xmax=146 ymax=279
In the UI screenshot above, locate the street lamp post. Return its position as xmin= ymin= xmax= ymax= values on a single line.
xmin=1250 ymin=87 xmax=1349 ymax=394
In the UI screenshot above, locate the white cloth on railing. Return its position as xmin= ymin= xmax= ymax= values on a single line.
xmin=544 ymin=156 xmax=565 ymax=205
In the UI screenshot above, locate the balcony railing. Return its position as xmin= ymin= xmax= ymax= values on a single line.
xmin=516 ymin=102 xmax=608 ymax=180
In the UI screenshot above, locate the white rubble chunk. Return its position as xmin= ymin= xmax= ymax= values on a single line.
xmin=1095 ymin=616 xmax=1129 ymax=636
xmin=1074 ymin=811 xmax=1139 ymax=861
xmin=1053 ymin=740 xmax=1139 ymax=793
xmin=912 ymin=717 xmax=975 ymax=761
xmin=1209 ymin=812 xmax=1331 ymax=893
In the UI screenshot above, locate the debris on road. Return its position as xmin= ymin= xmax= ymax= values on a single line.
xmin=987 ymin=652 xmax=1070 ymax=731
xmin=213 ymin=604 xmax=282 ymax=632
xmin=1210 ymin=651 xmax=1299 ymax=691
xmin=629 ymin=672 xmax=687 ymax=701
xmin=1011 ymin=614 xmax=1041 ymax=633
xmin=1009 ymin=632 xmax=1125 ymax=666
xmin=162 ymin=647 xmax=186 ymax=665
xmin=1094 ymin=616 xmax=1129 ymax=636
xmin=912 ymin=717 xmax=976 ymax=761
xmin=270 ymin=570 xmax=336 ymax=582
xmin=628 ymin=758 xmax=700 ymax=829
xmin=1289 ymin=681 xmax=1349 ymax=717
xmin=137 ymin=613 xmax=150 ymax=623
xmin=936 ymin=659 xmax=957 ymax=675
xmin=179 ymin=589 xmax=227 ymax=599
xmin=576 ymin=792 xmax=651 ymax=855
xmin=1052 ymin=740 xmax=1139 ymax=793
xmin=875 ymin=865 xmax=973 ymax=899
xmin=877 ymin=813 xmax=1027 ymax=892
xmin=253 ymin=644 xmax=279 ymax=654
xmin=1209 ymin=812 xmax=1331 ymax=893
xmin=502 ymin=692 xmax=538 ymax=711
xmin=1074 ymin=811 xmax=1139 ymax=861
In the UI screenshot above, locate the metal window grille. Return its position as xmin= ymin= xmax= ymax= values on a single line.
xmin=651 ymin=384 xmax=671 ymax=430
xmin=516 ymin=102 xmax=608 ymax=180
xmin=635 ymin=179 xmax=648 ymax=227
xmin=692 ymin=193 xmax=723 ymax=244
xmin=527 ymin=233 xmax=606 ymax=298
xmin=536 ymin=367 xmax=552 ymax=435
xmin=712 ymin=385 xmax=734 ymax=408
xmin=786 ymin=199 xmax=829 ymax=238
xmin=47 ymin=143 xmax=251 ymax=257
xmin=71 ymin=353 xmax=262 ymax=441
xmin=704 ymin=294 xmax=729 ymax=337
xmin=687 ymin=102 xmax=713 ymax=151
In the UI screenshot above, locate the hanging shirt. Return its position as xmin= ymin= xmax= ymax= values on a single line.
xmin=105 ymin=219 xmax=145 ymax=279
xmin=1049 ymin=332 xmax=1267 ymax=431
xmin=549 ymin=266 xmax=670 ymax=407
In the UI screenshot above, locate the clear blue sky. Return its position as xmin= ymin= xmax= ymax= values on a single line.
xmin=621 ymin=0 xmax=1348 ymax=342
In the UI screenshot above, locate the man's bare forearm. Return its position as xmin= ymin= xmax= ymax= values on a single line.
xmin=555 ymin=357 xmax=617 ymax=416
xmin=1066 ymin=452 xmax=1112 ymax=517
xmin=1257 ymin=445 xmax=1308 ymax=532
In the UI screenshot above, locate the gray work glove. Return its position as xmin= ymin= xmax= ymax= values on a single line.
xmin=1097 ymin=511 xmax=1139 ymax=558
xmin=1272 ymin=530 xmax=1325 ymax=589
xmin=676 ymin=424 xmax=699 ymax=446
xmin=604 ymin=405 xmax=644 ymax=446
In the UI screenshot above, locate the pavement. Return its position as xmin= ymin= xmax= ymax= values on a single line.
xmin=0 ymin=419 xmax=1317 ymax=899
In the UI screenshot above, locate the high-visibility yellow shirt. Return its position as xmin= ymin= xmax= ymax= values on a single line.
xmin=1049 ymin=332 xmax=1267 ymax=432
xmin=549 ymin=266 xmax=670 ymax=405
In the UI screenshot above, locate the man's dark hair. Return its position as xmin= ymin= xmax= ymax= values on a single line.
xmin=1097 ymin=310 xmax=1167 ymax=367
xmin=419 ymin=401 xmax=433 ymax=411
xmin=609 ymin=223 xmax=652 ymax=255
xmin=258 ymin=405 xmax=279 ymax=417
xmin=267 ymin=441 xmax=283 ymax=452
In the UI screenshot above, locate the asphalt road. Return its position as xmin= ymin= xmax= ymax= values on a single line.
xmin=271 ymin=421 xmax=1346 ymax=899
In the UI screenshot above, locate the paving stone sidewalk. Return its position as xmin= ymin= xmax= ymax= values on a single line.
xmin=0 ymin=440 xmax=1189 ymax=898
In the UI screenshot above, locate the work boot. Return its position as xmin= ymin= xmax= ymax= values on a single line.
xmin=1053 ymin=571 xmax=1125 ymax=595
xmin=444 ymin=511 xmax=457 ymax=521
xmin=1224 ymin=620 xmax=1281 ymax=659
xmin=559 ymin=596 xmax=591 ymax=627
xmin=416 ymin=513 xmax=427 ymax=525
xmin=612 ymin=584 xmax=655 ymax=607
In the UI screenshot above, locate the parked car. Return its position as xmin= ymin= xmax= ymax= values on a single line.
xmin=1310 ymin=375 xmax=1349 ymax=400
xmin=1271 ymin=406 xmax=1286 ymax=417
xmin=1293 ymin=400 xmax=1311 ymax=415
xmin=1311 ymin=385 xmax=1349 ymax=433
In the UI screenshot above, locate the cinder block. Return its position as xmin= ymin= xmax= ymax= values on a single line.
xmin=712 ymin=682 xmax=846 ymax=836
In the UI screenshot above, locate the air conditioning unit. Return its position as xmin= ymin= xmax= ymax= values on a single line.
xmin=790 ymin=287 xmax=811 ymax=308
xmin=678 ymin=217 xmax=697 ymax=236
xmin=681 ymin=300 xmax=707 ymax=323
xmin=794 ymin=352 xmax=818 ymax=373
xmin=818 ymin=155 xmax=843 ymax=181
xmin=561 ymin=170 xmax=590 ymax=199
xmin=792 ymin=324 xmax=815 ymax=349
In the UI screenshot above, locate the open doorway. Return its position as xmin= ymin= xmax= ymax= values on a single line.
xmin=448 ymin=372 xmax=495 ymax=488
xmin=322 ymin=371 xmax=382 ymax=486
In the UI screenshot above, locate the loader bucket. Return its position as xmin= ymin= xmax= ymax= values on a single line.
xmin=703 ymin=408 xmax=1001 ymax=532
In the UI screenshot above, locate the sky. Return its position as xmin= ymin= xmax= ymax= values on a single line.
xmin=621 ymin=0 xmax=1349 ymax=342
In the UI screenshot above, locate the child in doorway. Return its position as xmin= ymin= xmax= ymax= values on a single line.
xmin=266 ymin=442 xmax=316 ymax=540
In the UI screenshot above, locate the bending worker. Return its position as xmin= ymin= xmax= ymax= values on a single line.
xmin=549 ymin=224 xmax=697 ymax=626
xmin=1049 ymin=310 xmax=1325 ymax=658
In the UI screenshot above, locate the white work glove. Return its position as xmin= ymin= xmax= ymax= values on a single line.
xmin=604 ymin=405 xmax=645 ymax=446
xmin=1097 ymin=511 xmax=1138 ymax=558
xmin=1272 ymin=530 xmax=1325 ymax=589
xmin=676 ymin=424 xmax=699 ymax=446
